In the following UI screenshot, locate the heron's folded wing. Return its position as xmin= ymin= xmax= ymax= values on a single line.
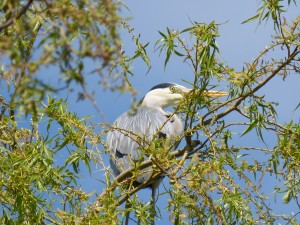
xmin=106 ymin=107 xmax=176 ymax=161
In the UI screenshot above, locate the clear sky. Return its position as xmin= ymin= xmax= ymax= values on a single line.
xmin=63 ymin=1 xmax=300 ymax=224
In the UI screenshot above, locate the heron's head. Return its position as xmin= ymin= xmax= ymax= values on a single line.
xmin=141 ymin=82 xmax=227 ymax=110
xmin=140 ymin=83 xmax=189 ymax=109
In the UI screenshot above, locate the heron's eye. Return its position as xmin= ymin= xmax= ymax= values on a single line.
xmin=169 ymin=86 xmax=177 ymax=93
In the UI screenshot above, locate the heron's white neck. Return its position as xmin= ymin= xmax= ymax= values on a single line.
xmin=140 ymin=94 xmax=166 ymax=113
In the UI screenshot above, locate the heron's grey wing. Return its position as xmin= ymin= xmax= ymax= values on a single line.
xmin=164 ymin=112 xmax=183 ymax=149
xmin=107 ymin=107 xmax=179 ymax=179
xmin=164 ymin=112 xmax=183 ymax=137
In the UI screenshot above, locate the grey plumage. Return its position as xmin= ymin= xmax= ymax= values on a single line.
xmin=107 ymin=106 xmax=182 ymax=185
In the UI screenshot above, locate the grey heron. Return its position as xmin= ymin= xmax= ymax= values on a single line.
xmin=106 ymin=82 xmax=227 ymax=224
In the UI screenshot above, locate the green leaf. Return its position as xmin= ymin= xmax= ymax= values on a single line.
xmin=174 ymin=50 xmax=185 ymax=57
xmin=180 ymin=26 xmax=194 ymax=34
xmin=164 ymin=48 xmax=172 ymax=70
xmin=241 ymin=119 xmax=258 ymax=136
xmin=294 ymin=102 xmax=300 ymax=111
xmin=242 ymin=14 xmax=260 ymax=24
xmin=283 ymin=190 xmax=293 ymax=204
xmin=158 ymin=30 xmax=167 ymax=39
xmin=288 ymin=0 xmax=297 ymax=5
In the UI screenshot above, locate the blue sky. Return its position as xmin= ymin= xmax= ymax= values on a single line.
xmin=59 ymin=1 xmax=300 ymax=224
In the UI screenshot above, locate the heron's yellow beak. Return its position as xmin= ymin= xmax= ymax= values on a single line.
xmin=180 ymin=87 xmax=193 ymax=95
xmin=203 ymin=90 xmax=228 ymax=98
xmin=181 ymin=87 xmax=227 ymax=98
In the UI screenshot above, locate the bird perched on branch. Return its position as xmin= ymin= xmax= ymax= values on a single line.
xmin=106 ymin=82 xmax=227 ymax=224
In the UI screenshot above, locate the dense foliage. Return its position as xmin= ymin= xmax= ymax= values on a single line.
xmin=0 ymin=0 xmax=299 ymax=224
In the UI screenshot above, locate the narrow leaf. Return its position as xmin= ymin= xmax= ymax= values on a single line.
xmin=241 ymin=119 xmax=258 ymax=136
xmin=242 ymin=14 xmax=260 ymax=24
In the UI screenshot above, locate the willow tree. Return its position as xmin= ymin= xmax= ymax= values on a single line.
xmin=0 ymin=0 xmax=299 ymax=224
